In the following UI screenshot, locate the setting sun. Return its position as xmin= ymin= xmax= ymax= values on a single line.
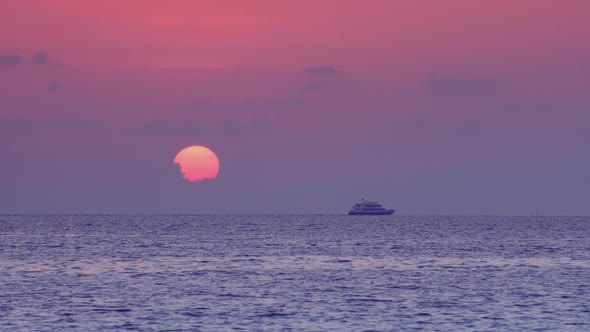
xmin=174 ymin=146 xmax=220 ymax=182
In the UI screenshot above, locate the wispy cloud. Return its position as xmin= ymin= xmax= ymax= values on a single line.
xmin=48 ymin=83 xmax=61 ymax=93
xmin=0 ymin=52 xmax=64 ymax=68
xmin=0 ymin=54 xmax=24 ymax=68
xmin=31 ymin=51 xmax=65 ymax=67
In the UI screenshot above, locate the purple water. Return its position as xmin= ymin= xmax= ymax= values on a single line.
xmin=1 ymin=215 xmax=589 ymax=330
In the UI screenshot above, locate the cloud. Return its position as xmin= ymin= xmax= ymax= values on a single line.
xmin=0 ymin=54 xmax=24 ymax=68
xmin=0 ymin=52 xmax=64 ymax=68
xmin=48 ymin=83 xmax=61 ymax=93
xmin=301 ymin=66 xmax=344 ymax=93
xmin=31 ymin=51 xmax=65 ymax=67
xmin=32 ymin=52 xmax=49 ymax=65
xmin=424 ymin=73 xmax=507 ymax=97
xmin=303 ymin=65 xmax=340 ymax=76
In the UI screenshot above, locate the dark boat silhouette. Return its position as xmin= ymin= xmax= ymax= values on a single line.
xmin=348 ymin=199 xmax=395 ymax=215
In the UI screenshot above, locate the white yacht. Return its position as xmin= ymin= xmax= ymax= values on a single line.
xmin=348 ymin=199 xmax=395 ymax=215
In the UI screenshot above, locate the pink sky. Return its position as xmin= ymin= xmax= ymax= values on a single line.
xmin=1 ymin=1 xmax=589 ymax=214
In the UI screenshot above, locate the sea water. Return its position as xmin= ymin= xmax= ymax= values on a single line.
xmin=0 ymin=215 xmax=588 ymax=331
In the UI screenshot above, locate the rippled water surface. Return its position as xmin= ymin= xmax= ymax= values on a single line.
xmin=1 ymin=215 xmax=589 ymax=331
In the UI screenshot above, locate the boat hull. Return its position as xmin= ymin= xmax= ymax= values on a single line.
xmin=348 ymin=209 xmax=395 ymax=216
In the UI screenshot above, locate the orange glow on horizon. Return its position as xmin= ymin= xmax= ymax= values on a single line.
xmin=174 ymin=146 xmax=220 ymax=182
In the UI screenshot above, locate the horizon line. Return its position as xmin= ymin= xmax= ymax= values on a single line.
xmin=1 ymin=213 xmax=589 ymax=217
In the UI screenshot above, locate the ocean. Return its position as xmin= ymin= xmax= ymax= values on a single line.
xmin=0 ymin=215 xmax=588 ymax=331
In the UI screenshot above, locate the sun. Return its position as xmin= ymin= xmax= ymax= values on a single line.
xmin=174 ymin=146 xmax=220 ymax=182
